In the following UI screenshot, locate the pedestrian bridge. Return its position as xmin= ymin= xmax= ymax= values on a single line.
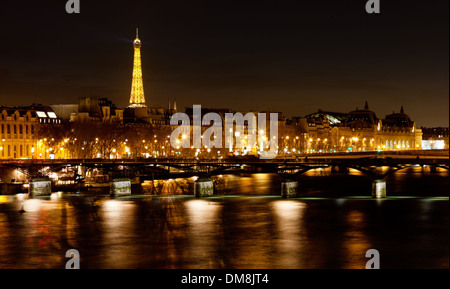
xmin=1 ymin=150 xmax=448 ymax=198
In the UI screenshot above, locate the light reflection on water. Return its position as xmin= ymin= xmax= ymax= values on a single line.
xmin=272 ymin=200 xmax=306 ymax=268
xmin=185 ymin=199 xmax=221 ymax=268
xmin=99 ymin=200 xmax=137 ymax=268
xmin=0 ymin=170 xmax=448 ymax=269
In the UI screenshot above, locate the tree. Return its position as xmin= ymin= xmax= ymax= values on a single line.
xmin=35 ymin=122 xmax=71 ymax=158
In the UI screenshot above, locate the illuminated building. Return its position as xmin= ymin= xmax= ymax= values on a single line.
xmin=128 ymin=28 xmax=146 ymax=108
xmin=379 ymin=106 xmax=422 ymax=150
xmin=421 ymin=127 xmax=449 ymax=150
xmin=299 ymin=102 xmax=422 ymax=153
xmin=0 ymin=105 xmax=61 ymax=159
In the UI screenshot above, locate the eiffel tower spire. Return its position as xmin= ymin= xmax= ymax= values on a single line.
xmin=129 ymin=28 xmax=146 ymax=108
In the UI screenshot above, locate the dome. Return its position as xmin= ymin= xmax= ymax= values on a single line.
xmin=383 ymin=106 xmax=413 ymax=128
xmin=345 ymin=101 xmax=378 ymax=129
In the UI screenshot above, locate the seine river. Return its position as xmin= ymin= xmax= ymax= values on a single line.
xmin=0 ymin=167 xmax=448 ymax=269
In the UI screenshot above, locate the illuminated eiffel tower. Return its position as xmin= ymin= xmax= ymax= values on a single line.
xmin=129 ymin=28 xmax=146 ymax=108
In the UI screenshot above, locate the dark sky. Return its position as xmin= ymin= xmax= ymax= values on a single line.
xmin=0 ymin=0 xmax=448 ymax=127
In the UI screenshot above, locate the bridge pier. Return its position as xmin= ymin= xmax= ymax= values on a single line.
xmin=29 ymin=178 xmax=52 ymax=197
xmin=110 ymin=178 xmax=131 ymax=196
xmin=194 ymin=178 xmax=214 ymax=197
xmin=281 ymin=179 xmax=298 ymax=198
xmin=429 ymin=166 xmax=437 ymax=173
xmin=332 ymin=165 xmax=349 ymax=173
xmin=371 ymin=179 xmax=386 ymax=199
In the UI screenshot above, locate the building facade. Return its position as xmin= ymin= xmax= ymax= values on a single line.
xmin=0 ymin=105 xmax=61 ymax=159
xmin=421 ymin=127 xmax=449 ymax=150
xmin=299 ymin=102 xmax=422 ymax=153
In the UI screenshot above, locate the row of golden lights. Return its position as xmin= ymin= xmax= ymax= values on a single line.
xmin=0 ymin=134 xmax=395 ymax=144
xmin=1 ymin=133 xmax=417 ymax=155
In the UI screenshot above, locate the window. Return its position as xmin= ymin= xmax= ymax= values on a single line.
xmin=19 ymin=125 xmax=23 ymax=134
xmin=36 ymin=111 xmax=47 ymax=118
xmin=7 ymin=124 xmax=10 ymax=134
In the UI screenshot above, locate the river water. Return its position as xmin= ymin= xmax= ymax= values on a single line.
xmin=0 ymin=167 xmax=448 ymax=269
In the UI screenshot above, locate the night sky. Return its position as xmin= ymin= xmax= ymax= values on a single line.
xmin=0 ymin=0 xmax=448 ymax=127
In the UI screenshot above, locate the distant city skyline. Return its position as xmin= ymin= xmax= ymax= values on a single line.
xmin=1 ymin=0 xmax=448 ymax=127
